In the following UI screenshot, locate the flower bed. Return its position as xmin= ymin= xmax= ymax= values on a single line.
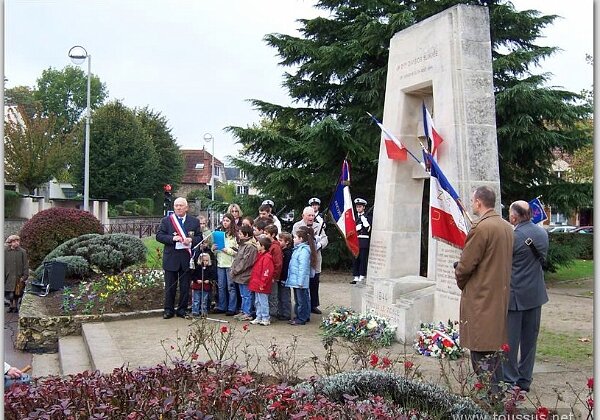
xmin=16 ymin=268 xmax=165 ymax=352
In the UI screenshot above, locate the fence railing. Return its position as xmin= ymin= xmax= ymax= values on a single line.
xmin=103 ymin=223 xmax=159 ymax=238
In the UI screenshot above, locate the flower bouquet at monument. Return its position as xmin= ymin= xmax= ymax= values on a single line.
xmin=320 ymin=306 xmax=356 ymax=335
xmin=321 ymin=307 xmax=397 ymax=347
xmin=414 ymin=319 xmax=463 ymax=360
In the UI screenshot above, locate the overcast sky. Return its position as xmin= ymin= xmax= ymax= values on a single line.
xmin=4 ymin=0 xmax=593 ymax=163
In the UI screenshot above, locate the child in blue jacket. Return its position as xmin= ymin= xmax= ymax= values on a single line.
xmin=285 ymin=227 xmax=316 ymax=325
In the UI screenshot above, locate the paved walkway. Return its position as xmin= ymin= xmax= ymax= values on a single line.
xmin=4 ymin=307 xmax=33 ymax=371
xmin=5 ymin=275 xmax=591 ymax=414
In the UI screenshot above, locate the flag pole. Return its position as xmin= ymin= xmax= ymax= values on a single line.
xmin=419 ymin=143 xmax=473 ymax=226
xmin=367 ymin=112 xmax=423 ymax=165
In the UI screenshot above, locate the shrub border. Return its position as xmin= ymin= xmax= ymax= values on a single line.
xmin=296 ymin=369 xmax=488 ymax=417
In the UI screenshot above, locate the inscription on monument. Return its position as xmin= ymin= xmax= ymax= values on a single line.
xmin=435 ymin=245 xmax=462 ymax=299
xmin=368 ymin=239 xmax=387 ymax=276
xmin=397 ymin=48 xmax=438 ymax=80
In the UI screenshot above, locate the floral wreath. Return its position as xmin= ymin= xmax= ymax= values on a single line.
xmin=414 ymin=320 xmax=463 ymax=360
xmin=320 ymin=306 xmax=397 ymax=347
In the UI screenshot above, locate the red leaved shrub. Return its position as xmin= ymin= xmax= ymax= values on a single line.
xmin=4 ymin=361 xmax=424 ymax=419
xmin=20 ymin=208 xmax=104 ymax=267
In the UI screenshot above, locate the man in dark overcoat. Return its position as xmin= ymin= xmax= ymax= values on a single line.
xmin=156 ymin=197 xmax=202 ymax=319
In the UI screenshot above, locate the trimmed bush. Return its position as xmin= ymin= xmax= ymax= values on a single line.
xmin=33 ymin=255 xmax=90 ymax=280
xmin=37 ymin=233 xmax=146 ymax=276
xmin=297 ymin=370 xmax=487 ymax=418
xmin=4 ymin=190 xmax=21 ymax=218
xmin=20 ymin=208 xmax=104 ymax=267
xmin=547 ymin=232 xmax=591 ymax=272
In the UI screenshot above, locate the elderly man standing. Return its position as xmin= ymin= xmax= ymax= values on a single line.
xmin=292 ymin=206 xmax=328 ymax=315
xmin=156 ymin=197 xmax=202 ymax=319
xmin=4 ymin=235 xmax=29 ymax=313
xmin=454 ymin=186 xmax=513 ymax=395
xmin=503 ymin=200 xmax=549 ymax=393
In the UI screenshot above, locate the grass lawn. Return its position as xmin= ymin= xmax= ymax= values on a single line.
xmin=545 ymin=259 xmax=594 ymax=284
xmin=143 ymin=237 xmax=164 ymax=269
xmin=537 ymin=328 xmax=593 ymax=363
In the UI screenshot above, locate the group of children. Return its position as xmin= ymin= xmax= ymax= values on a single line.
xmin=189 ymin=212 xmax=317 ymax=326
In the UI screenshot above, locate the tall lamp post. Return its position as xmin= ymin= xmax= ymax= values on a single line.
xmin=203 ymin=133 xmax=215 ymax=228
xmin=68 ymin=45 xmax=91 ymax=212
xmin=203 ymin=133 xmax=215 ymax=201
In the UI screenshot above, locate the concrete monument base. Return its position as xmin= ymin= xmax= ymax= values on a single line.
xmin=351 ymin=276 xmax=436 ymax=344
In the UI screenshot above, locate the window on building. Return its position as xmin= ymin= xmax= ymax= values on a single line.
xmin=236 ymin=185 xmax=249 ymax=195
xmin=195 ymin=163 xmax=205 ymax=170
xmin=214 ymin=166 xmax=220 ymax=177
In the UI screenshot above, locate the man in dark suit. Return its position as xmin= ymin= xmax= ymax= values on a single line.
xmin=503 ymin=200 xmax=549 ymax=392
xmin=156 ymin=197 xmax=202 ymax=319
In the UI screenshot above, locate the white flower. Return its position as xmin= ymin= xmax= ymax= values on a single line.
xmin=366 ymin=319 xmax=378 ymax=330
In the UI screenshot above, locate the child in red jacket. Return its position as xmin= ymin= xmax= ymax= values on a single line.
xmin=264 ymin=224 xmax=283 ymax=318
xmin=249 ymin=236 xmax=274 ymax=326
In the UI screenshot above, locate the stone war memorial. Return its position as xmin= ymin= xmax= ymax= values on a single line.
xmin=351 ymin=4 xmax=502 ymax=343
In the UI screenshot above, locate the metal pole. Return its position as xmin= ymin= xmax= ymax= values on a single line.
xmin=210 ymin=137 xmax=216 ymax=226
xmin=84 ymin=55 xmax=91 ymax=212
xmin=211 ymin=138 xmax=215 ymax=202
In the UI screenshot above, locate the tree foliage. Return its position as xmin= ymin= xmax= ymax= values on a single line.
xmin=229 ymin=0 xmax=592 ymax=218
xmin=4 ymin=86 xmax=40 ymax=119
xmin=34 ymin=65 xmax=108 ymax=132
xmin=70 ymin=100 xmax=160 ymax=203
xmin=4 ymin=105 xmax=78 ymax=193
xmin=135 ymin=107 xmax=184 ymax=194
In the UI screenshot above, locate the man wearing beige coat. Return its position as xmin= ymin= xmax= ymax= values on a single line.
xmin=455 ymin=186 xmax=514 ymax=394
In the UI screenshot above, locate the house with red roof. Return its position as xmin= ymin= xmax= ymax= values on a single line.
xmin=176 ymin=148 xmax=225 ymax=198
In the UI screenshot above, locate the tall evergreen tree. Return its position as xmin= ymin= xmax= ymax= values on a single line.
xmin=229 ymin=0 xmax=591 ymax=215
xmin=71 ymin=101 xmax=159 ymax=203
xmin=135 ymin=107 xmax=185 ymax=196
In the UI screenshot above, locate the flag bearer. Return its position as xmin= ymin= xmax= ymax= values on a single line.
xmin=351 ymin=198 xmax=371 ymax=284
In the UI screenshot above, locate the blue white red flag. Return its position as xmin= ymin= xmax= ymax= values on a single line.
xmin=422 ymin=103 xmax=444 ymax=158
xmin=424 ymin=152 xmax=468 ymax=249
xmin=367 ymin=113 xmax=407 ymax=161
xmin=528 ymin=197 xmax=548 ymax=224
xmin=329 ymin=160 xmax=360 ymax=257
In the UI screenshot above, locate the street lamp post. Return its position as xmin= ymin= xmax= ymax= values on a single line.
xmin=68 ymin=46 xmax=91 ymax=212
xmin=203 ymin=133 xmax=215 ymax=201
xmin=203 ymin=133 xmax=215 ymax=228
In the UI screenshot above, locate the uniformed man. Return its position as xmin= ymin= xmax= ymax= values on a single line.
xmin=260 ymin=199 xmax=282 ymax=233
xmin=308 ymin=197 xmax=326 ymax=228
xmin=351 ymin=198 xmax=371 ymax=284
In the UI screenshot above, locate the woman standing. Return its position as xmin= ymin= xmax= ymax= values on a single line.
xmin=212 ymin=213 xmax=239 ymax=315
xmin=4 ymin=235 xmax=28 ymax=313
xmin=227 ymin=203 xmax=244 ymax=228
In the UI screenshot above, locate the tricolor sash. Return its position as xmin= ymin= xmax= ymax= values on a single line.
xmin=169 ymin=214 xmax=192 ymax=257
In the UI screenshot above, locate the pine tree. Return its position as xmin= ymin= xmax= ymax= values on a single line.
xmin=229 ymin=0 xmax=591 ymax=214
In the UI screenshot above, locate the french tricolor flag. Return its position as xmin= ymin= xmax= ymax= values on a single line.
xmin=329 ymin=160 xmax=360 ymax=257
xmin=422 ymin=103 xmax=444 ymax=158
xmin=424 ymin=152 xmax=468 ymax=249
xmin=368 ymin=113 xmax=407 ymax=161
